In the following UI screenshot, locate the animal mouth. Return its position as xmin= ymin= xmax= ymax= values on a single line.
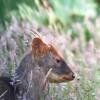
xmin=62 ymin=75 xmax=74 ymax=81
xmin=48 ymin=72 xmax=74 ymax=83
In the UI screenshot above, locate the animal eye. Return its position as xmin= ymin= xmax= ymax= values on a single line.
xmin=56 ymin=59 xmax=60 ymax=63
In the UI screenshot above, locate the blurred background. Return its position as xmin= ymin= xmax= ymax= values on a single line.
xmin=0 ymin=0 xmax=100 ymax=100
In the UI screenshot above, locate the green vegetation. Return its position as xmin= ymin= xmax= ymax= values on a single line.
xmin=0 ymin=0 xmax=97 ymax=30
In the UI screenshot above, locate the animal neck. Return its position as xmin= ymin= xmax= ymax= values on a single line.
xmin=15 ymin=68 xmax=49 ymax=100
xmin=14 ymin=51 xmax=50 ymax=100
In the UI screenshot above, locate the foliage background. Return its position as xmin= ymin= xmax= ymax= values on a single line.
xmin=0 ymin=0 xmax=100 ymax=100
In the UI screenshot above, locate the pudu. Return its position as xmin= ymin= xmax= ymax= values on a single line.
xmin=0 ymin=31 xmax=75 ymax=100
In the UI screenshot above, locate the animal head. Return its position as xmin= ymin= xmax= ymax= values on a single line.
xmin=31 ymin=31 xmax=75 ymax=83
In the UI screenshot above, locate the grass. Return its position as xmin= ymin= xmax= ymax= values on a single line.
xmin=0 ymin=18 xmax=100 ymax=99
xmin=0 ymin=1 xmax=100 ymax=99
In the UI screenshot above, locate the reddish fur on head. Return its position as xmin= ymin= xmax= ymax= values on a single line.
xmin=32 ymin=38 xmax=61 ymax=59
xmin=32 ymin=38 xmax=49 ymax=57
xmin=48 ymin=45 xmax=61 ymax=60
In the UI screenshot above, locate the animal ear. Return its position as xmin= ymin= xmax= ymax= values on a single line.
xmin=32 ymin=38 xmax=49 ymax=57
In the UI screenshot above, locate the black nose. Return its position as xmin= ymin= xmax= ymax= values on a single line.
xmin=70 ymin=72 xmax=75 ymax=79
xmin=72 ymin=73 xmax=75 ymax=79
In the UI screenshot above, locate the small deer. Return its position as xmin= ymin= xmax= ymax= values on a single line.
xmin=0 ymin=31 xmax=75 ymax=100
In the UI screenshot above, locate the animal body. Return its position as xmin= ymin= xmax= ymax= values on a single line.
xmin=0 ymin=33 xmax=75 ymax=100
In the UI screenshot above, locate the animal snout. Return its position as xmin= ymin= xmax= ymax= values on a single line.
xmin=62 ymin=72 xmax=75 ymax=81
xmin=69 ymin=72 xmax=75 ymax=80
